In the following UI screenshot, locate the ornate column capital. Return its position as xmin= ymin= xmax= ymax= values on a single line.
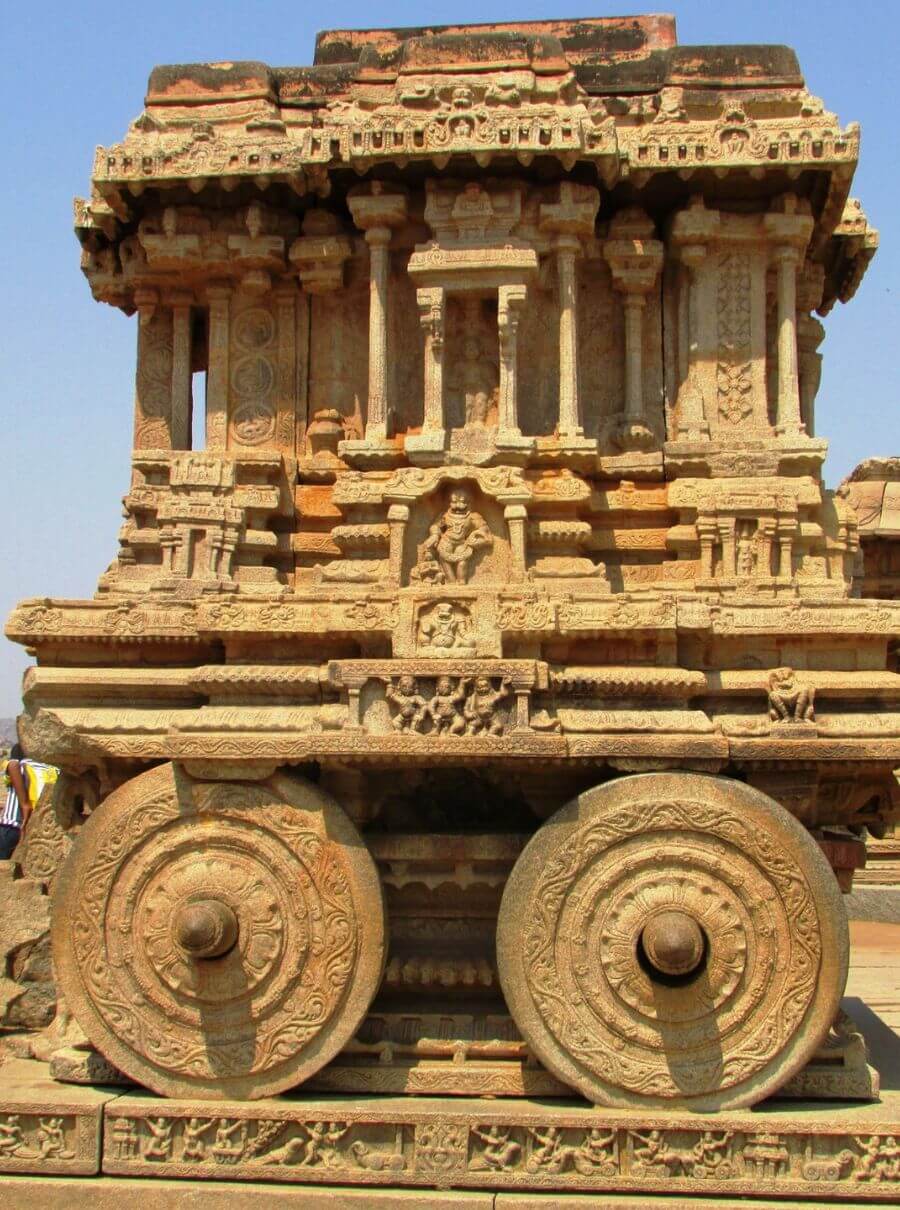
xmin=603 ymin=208 xmax=663 ymax=295
xmin=348 ymin=183 xmax=409 ymax=235
xmin=539 ymin=181 xmax=600 ymax=240
xmin=669 ymin=195 xmax=721 ymax=251
xmin=288 ymin=210 xmax=352 ymax=293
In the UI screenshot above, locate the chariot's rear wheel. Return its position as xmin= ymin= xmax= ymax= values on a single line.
xmin=496 ymin=773 xmax=848 ymax=1110
xmin=52 ymin=763 xmax=386 ymax=1100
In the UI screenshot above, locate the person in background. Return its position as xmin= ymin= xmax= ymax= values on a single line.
xmin=0 ymin=744 xmax=59 ymax=860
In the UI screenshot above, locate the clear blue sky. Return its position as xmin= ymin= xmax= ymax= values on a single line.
xmin=1 ymin=1 xmax=898 ymax=715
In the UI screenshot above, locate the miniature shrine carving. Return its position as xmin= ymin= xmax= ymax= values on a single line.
xmin=2 ymin=11 xmax=899 ymax=1205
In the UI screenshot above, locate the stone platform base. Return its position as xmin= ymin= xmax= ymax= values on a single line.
xmin=0 ymin=1178 xmax=896 ymax=1210
xmin=0 ymin=1059 xmax=898 ymax=1201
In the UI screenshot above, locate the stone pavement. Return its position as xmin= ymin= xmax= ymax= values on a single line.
xmin=844 ymin=889 xmax=900 ymax=1096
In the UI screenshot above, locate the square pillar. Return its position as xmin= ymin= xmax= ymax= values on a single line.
xmin=405 ymin=286 xmax=447 ymax=463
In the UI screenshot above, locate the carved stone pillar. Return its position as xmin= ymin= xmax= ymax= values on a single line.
xmin=133 ymin=287 xmax=171 ymax=451
xmin=669 ymin=199 xmax=721 ymax=443
xmin=387 ymin=504 xmax=409 ymax=584
xmin=674 ymin=248 xmax=710 ymax=440
xmin=539 ymin=183 xmax=599 ymax=455
xmin=346 ymin=186 xmax=407 ymax=460
xmin=764 ymin=197 xmax=814 ymax=440
xmin=719 ymin=517 xmax=737 ymax=580
xmin=697 ymin=519 xmax=718 ymax=583
xmin=274 ymin=285 xmax=297 ymax=454
xmin=773 ymin=247 xmax=803 ymax=436
xmin=775 ymin=516 xmax=797 ymax=584
xmin=406 ymin=286 xmax=447 ymax=462
xmin=205 ymin=283 xmax=232 ymax=450
xmin=797 ymin=261 xmax=826 ymax=438
xmin=556 ymin=237 xmax=583 ymax=441
xmin=168 ymin=292 xmax=193 ymax=450
xmin=364 ymin=225 xmax=391 ymax=440
xmin=504 ymin=503 xmax=528 ymax=581
xmin=604 ymin=209 xmax=664 ymax=451
xmin=496 ymin=285 xmax=533 ymax=457
xmin=755 ymin=518 xmax=776 ymax=582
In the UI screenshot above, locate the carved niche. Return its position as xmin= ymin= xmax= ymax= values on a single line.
xmin=406 ymin=482 xmax=505 ymax=587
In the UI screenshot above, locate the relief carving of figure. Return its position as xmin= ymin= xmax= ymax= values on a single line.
xmin=414 ymin=489 xmax=493 ymax=585
xmin=36 ymin=1117 xmax=74 ymax=1160
xmin=427 ymin=676 xmax=468 ymax=735
xmin=854 ymin=1135 xmax=900 ymax=1182
xmin=182 ymin=1117 xmax=214 ymax=1162
xmin=736 ymin=523 xmax=758 ymax=578
xmin=211 ymin=1118 xmax=248 ymax=1165
xmin=470 ymin=1124 xmax=521 ymax=1171
xmin=0 ymin=1116 xmax=24 ymax=1158
xmin=453 ymin=334 xmax=498 ymax=427
xmin=142 ymin=1116 xmax=174 ymax=1161
xmin=417 ymin=602 xmax=474 ymax=654
xmin=768 ymin=667 xmax=815 ymax=723
xmin=258 ymin=1120 xmax=348 ymax=1168
xmin=384 ymin=675 xmax=428 ymax=733
xmin=464 ymin=676 xmax=511 ymax=736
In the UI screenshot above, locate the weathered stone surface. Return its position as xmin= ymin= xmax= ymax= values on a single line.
xmin=51 ymin=763 xmax=386 ymax=1100
xmin=0 ymin=1176 xmax=495 ymax=1209
xmin=0 ymin=868 xmax=52 ymax=1031
xmin=497 ymin=773 xmax=849 ymax=1110
xmin=1 ymin=1185 xmax=896 ymax=1210
xmin=49 ymin=1048 xmax=131 ymax=1088
xmin=1 ymin=7 xmax=898 ymax=1174
xmin=0 ymin=1059 xmax=115 ymax=1176
xmin=95 ymin=1089 xmax=900 ymax=1196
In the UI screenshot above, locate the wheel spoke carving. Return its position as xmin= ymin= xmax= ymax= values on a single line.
xmin=52 ymin=763 xmax=386 ymax=1100
xmin=497 ymin=773 xmax=848 ymax=1110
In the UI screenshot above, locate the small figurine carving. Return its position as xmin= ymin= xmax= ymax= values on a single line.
xmin=142 ymin=1116 xmax=174 ymax=1161
xmin=768 ymin=666 xmax=815 ymax=723
xmin=0 ymin=1116 xmax=24 ymax=1158
xmin=470 ymin=1124 xmax=521 ymax=1170
xmin=464 ymin=676 xmax=511 ymax=736
xmin=854 ymin=1134 xmax=900 ymax=1182
xmin=427 ymin=675 xmax=468 ymax=735
xmin=414 ymin=489 xmax=493 ymax=584
xmin=384 ymin=675 xmax=428 ymax=733
xmin=736 ymin=523 xmax=758 ymax=578
xmin=417 ymin=601 xmax=474 ymax=653
xmin=182 ymin=1117 xmax=214 ymax=1162
xmin=36 ymin=1117 xmax=74 ymax=1160
xmin=453 ymin=331 xmax=498 ymax=427
xmin=211 ymin=1118 xmax=248 ymax=1165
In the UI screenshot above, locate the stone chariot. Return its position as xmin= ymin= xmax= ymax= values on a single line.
xmin=4 ymin=13 xmax=899 ymax=1200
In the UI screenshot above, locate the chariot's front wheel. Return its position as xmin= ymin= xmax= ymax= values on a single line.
xmin=496 ymin=773 xmax=848 ymax=1110
xmin=52 ymin=763 xmax=386 ymax=1100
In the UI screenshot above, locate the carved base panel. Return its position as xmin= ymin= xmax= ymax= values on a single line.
xmin=0 ymin=1072 xmax=898 ymax=1198
xmin=89 ymin=1088 xmax=900 ymax=1197
xmin=0 ymin=1059 xmax=115 ymax=1175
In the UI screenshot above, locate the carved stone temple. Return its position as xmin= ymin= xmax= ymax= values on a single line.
xmin=3 ymin=14 xmax=899 ymax=1204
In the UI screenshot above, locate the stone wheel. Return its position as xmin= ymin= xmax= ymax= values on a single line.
xmin=496 ymin=773 xmax=848 ymax=1110
xmin=52 ymin=763 xmax=386 ymax=1100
